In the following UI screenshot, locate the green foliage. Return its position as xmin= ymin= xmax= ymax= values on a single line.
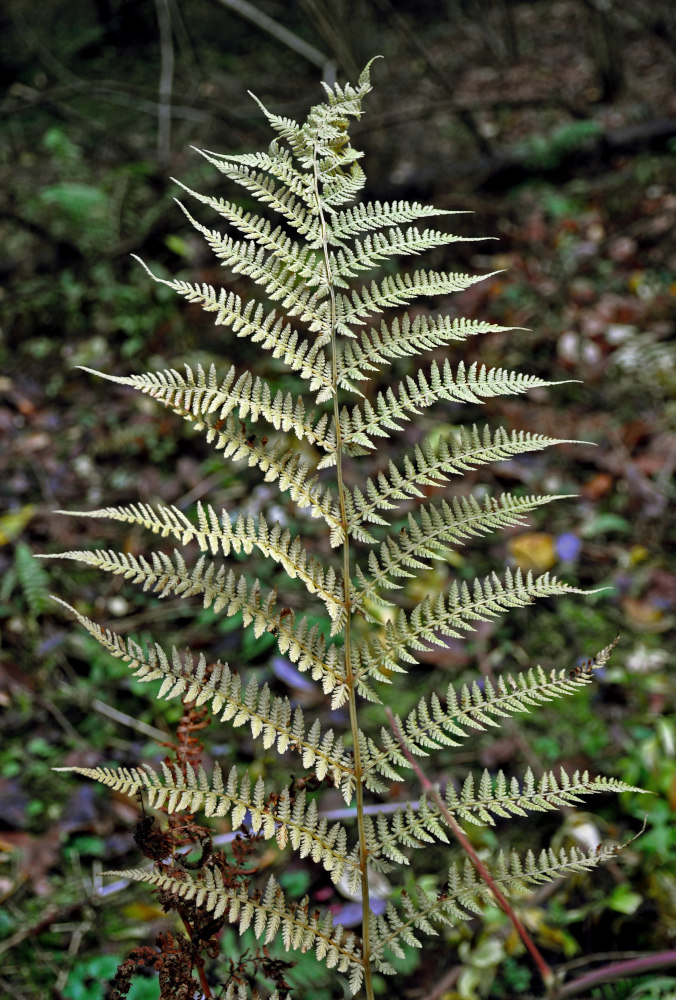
xmin=13 ymin=541 xmax=51 ymax=618
xmin=518 ymin=120 xmax=601 ymax=171
xmin=63 ymin=954 xmax=160 ymax=1000
xmin=46 ymin=64 xmax=637 ymax=998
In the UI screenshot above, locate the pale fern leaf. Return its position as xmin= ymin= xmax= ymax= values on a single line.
xmin=329 ymin=201 xmax=457 ymax=244
xmin=331 ymin=226 xmax=481 ymax=279
xmin=371 ymin=843 xmax=623 ymax=968
xmin=368 ymin=771 xmax=642 ymax=861
xmin=60 ymin=763 xmax=358 ymax=883
xmin=341 ymin=362 xmax=564 ymax=450
xmin=355 ymin=569 xmax=590 ymax=679
xmin=191 ymin=148 xmax=317 ymax=235
xmin=347 ymin=425 xmax=576 ymax=541
xmin=78 ymin=363 xmax=335 ymax=454
xmin=338 ymin=314 xmax=519 ymax=388
xmin=338 ymin=269 xmax=499 ymax=328
xmin=59 ymin=502 xmax=346 ymax=618
xmin=365 ymin=656 xmax=610 ymax=779
xmin=49 ymin=599 xmax=352 ymax=783
xmin=104 ymin=869 xmax=364 ymax=987
xmin=355 ymin=493 xmax=563 ymax=603
xmin=43 ymin=553 xmax=350 ymax=692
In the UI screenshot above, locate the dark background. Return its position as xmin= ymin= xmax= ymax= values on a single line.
xmin=1 ymin=2 xmax=675 ymax=998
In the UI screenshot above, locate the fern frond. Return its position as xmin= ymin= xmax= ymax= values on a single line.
xmin=132 ymin=258 xmax=294 ymax=334
xmin=443 ymin=768 xmax=642 ymax=827
xmin=160 ymin=189 xmax=337 ymax=397
xmin=367 ymin=770 xmax=641 ymax=864
xmin=347 ymin=425 xmax=574 ymax=542
xmin=79 ymin=363 xmax=335 ymax=456
xmin=50 ymin=600 xmax=352 ymax=787
xmin=175 ymin=193 xmax=333 ymax=316
xmin=355 ymin=493 xmax=562 ymax=603
xmin=80 ymin=365 xmax=342 ymax=534
xmin=329 ymin=201 xmax=456 ymax=244
xmin=132 ymin=258 xmax=334 ymax=369
xmin=246 ymin=93 xmax=303 ymax=151
xmin=364 ymin=659 xmax=605 ymax=779
xmin=43 ymin=551 xmax=350 ymax=691
xmin=173 ymin=179 xmax=308 ymax=269
xmin=322 ymin=165 xmax=368 ymax=210
xmin=177 ymin=198 xmax=317 ymax=279
xmin=46 ymin=62 xmax=631 ymax=996
xmin=60 ymin=763 xmax=358 ymax=884
xmin=338 ymin=314 xmax=518 ymax=388
xmin=105 ymin=868 xmax=364 ymax=990
xmin=44 ymin=546 xmax=270 ymax=612
xmin=318 ymin=58 xmax=376 ymax=114
xmin=191 ymin=149 xmax=317 ymax=236
xmin=340 ymin=362 xmax=561 ymax=450
xmin=356 ymin=569 xmax=589 ymax=679
xmin=338 ymin=269 xmax=499 ymax=329
xmin=60 ymin=502 xmax=345 ymax=620
xmin=177 ymin=202 xmax=330 ymax=303
xmin=331 ymin=227 xmax=480 ymax=279
xmin=193 ymin=412 xmax=343 ymax=539
xmin=370 ymin=843 xmax=622 ymax=970
xmin=200 ymin=146 xmax=314 ymax=205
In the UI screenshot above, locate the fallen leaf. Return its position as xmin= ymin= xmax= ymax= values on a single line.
xmin=508 ymin=532 xmax=556 ymax=572
xmin=581 ymin=472 xmax=613 ymax=500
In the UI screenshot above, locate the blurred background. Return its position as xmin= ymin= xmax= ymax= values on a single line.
xmin=1 ymin=1 xmax=675 ymax=998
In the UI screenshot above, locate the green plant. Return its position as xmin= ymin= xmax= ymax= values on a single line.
xmin=518 ymin=120 xmax=601 ymax=171
xmin=44 ymin=62 xmax=641 ymax=999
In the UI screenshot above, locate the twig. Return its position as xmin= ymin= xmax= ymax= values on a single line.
xmin=556 ymin=949 xmax=657 ymax=974
xmin=419 ymin=963 xmax=461 ymax=1000
xmin=385 ymin=706 xmax=554 ymax=991
xmin=371 ymin=0 xmax=494 ymax=157
xmin=212 ymin=0 xmax=335 ymax=81
xmin=0 ymin=900 xmax=87 ymax=957
xmin=554 ymin=949 xmax=676 ymax=999
xmin=154 ymin=0 xmax=175 ymax=167
xmin=91 ymin=698 xmax=169 ymax=742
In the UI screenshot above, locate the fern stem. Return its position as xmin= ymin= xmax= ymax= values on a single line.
xmin=386 ymin=707 xmax=555 ymax=992
xmin=179 ymin=912 xmax=214 ymax=999
xmin=313 ymin=147 xmax=375 ymax=1000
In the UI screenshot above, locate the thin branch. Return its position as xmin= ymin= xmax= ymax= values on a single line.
xmin=154 ymin=0 xmax=175 ymax=167
xmin=90 ymin=698 xmax=169 ymax=743
xmin=554 ymin=950 xmax=676 ymax=998
xmin=212 ymin=0 xmax=335 ymax=81
xmin=385 ymin=706 xmax=554 ymax=991
xmin=371 ymin=0 xmax=494 ymax=157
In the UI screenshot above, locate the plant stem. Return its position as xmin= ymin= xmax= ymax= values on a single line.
xmin=553 ymin=949 xmax=676 ymax=999
xmin=386 ymin=707 xmax=554 ymax=993
xmin=180 ymin=914 xmax=214 ymax=999
xmin=312 ymin=149 xmax=374 ymax=1000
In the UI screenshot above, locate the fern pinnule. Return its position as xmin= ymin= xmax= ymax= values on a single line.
xmin=46 ymin=60 xmax=639 ymax=999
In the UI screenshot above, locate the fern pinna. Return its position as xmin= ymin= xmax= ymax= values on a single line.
xmin=47 ymin=62 xmax=637 ymax=998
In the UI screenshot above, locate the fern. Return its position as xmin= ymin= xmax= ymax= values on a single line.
xmin=15 ymin=541 xmax=50 ymax=618
xmin=46 ymin=62 xmax=641 ymax=998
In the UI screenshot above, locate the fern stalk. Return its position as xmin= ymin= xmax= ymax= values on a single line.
xmin=386 ymin=706 xmax=554 ymax=990
xmin=313 ymin=139 xmax=375 ymax=997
